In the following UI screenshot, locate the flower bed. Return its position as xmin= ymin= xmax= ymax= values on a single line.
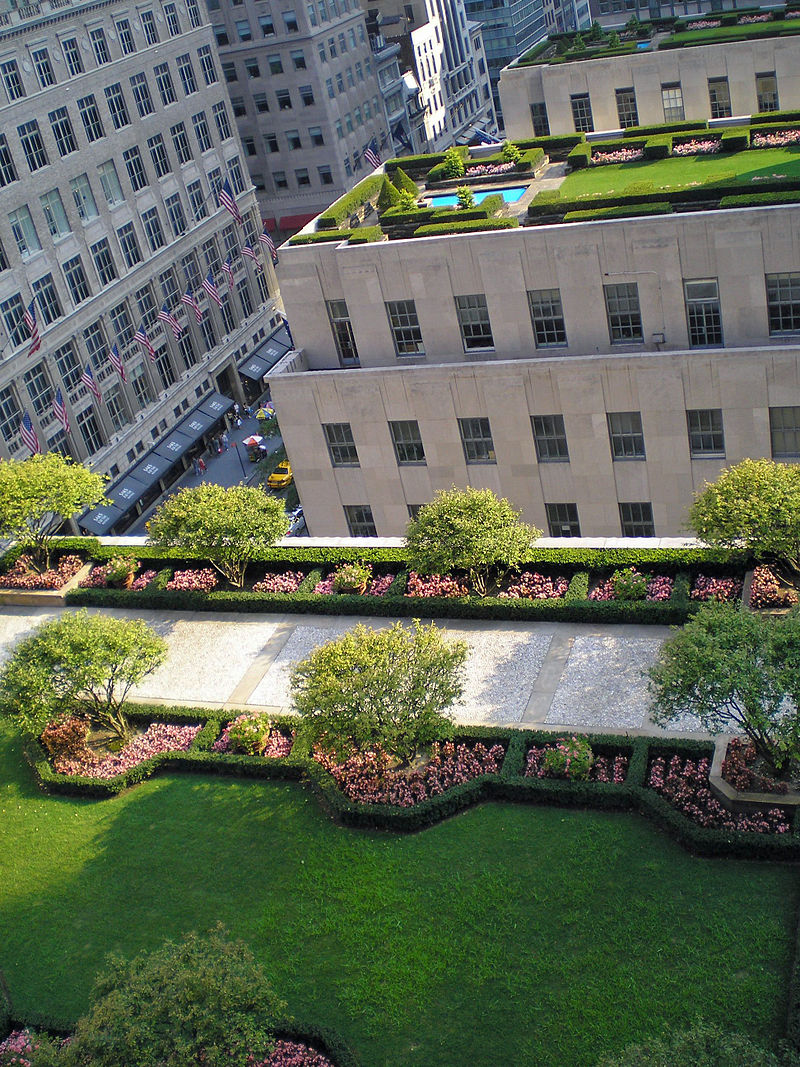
xmin=689 ymin=574 xmax=743 ymax=602
xmin=0 ymin=553 xmax=83 ymax=590
xmin=404 ymin=571 xmax=468 ymax=598
xmin=313 ymin=565 xmax=394 ymax=596
xmin=212 ymin=713 xmax=295 ymax=757
xmin=525 ymin=741 xmax=629 ymax=783
xmin=591 ymin=147 xmax=644 ymax=165
xmin=499 ymin=571 xmax=568 ymax=599
xmin=672 ymin=138 xmax=721 ymax=156
xmin=648 ymin=753 xmax=790 ymax=833
xmin=131 ymin=569 xmax=158 ymax=590
xmin=314 ymin=739 xmax=505 ymax=807
xmin=464 ymin=161 xmax=517 ymax=177
xmin=588 ymin=571 xmax=673 ymax=602
xmin=739 ymin=12 xmax=772 ymax=22
xmin=253 ymin=570 xmax=305 ymax=594
xmin=685 ymin=18 xmax=720 ymax=28
xmin=721 ymin=737 xmax=789 ymax=795
xmin=51 ymin=722 xmax=202 ymax=778
xmin=753 ymin=129 xmax=800 ymax=148
xmin=166 ymin=568 xmax=218 ymax=592
xmin=749 ymin=565 xmax=799 ymax=609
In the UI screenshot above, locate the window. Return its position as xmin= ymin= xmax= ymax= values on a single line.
xmin=254 ymin=92 xmax=269 ymax=112
xmin=116 ymin=19 xmax=136 ymax=55
xmin=615 ymin=87 xmax=638 ymax=129
xmin=232 ymin=97 xmax=247 ymax=117
xmin=526 ymin=288 xmax=566 ymax=347
xmin=0 ymin=59 xmax=24 ymax=101
xmin=198 ymin=45 xmax=218 ymax=86
xmin=273 ymin=170 xmax=288 ymax=189
xmin=17 ymin=120 xmax=49 ymax=171
xmin=130 ymin=72 xmax=154 ymax=117
xmin=214 ymin=24 xmax=229 ymax=45
xmin=76 ymin=408 xmax=105 ymax=455
xmin=8 ymin=206 xmax=41 ymax=257
xmin=200 ymin=310 xmax=216 ymax=349
xmin=570 ymin=93 xmax=593 ymax=133
xmin=284 ymin=9 xmax=299 ymax=31
xmin=187 ymin=0 xmax=202 ymax=27
xmin=295 ymin=168 xmax=310 ymax=186
xmin=386 ymin=300 xmax=424 ymax=355
xmin=49 ymin=107 xmax=78 ymax=157
xmin=134 ymin=283 xmax=157 ymax=321
xmin=268 ymin=54 xmax=283 ymax=75
xmin=141 ymin=10 xmax=159 ymax=44
xmin=661 ymin=82 xmax=684 ymax=122
xmin=171 ymin=123 xmax=192 ymax=164
xmin=193 ymin=112 xmax=212 ymax=152
xmin=131 ymin=362 xmax=152 ymax=407
xmin=109 ymin=301 xmax=133 ymax=348
xmin=213 ymin=101 xmax=232 ymax=140
xmin=98 ymin=160 xmax=124 ymax=205
xmin=0 ymin=294 xmax=27 ymax=347
xmin=123 ymin=147 xmax=148 ymax=192
xmin=105 ymin=83 xmax=131 ymax=129
xmin=309 ymin=126 xmax=324 ymax=147
xmin=188 ymin=180 xmax=207 ymax=220
xmin=227 ymin=156 xmax=245 ymax=192
xmin=685 ymin=279 xmax=722 ymax=347
xmin=69 ymin=174 xmax=98 ymax=220
xmin=208 ymin=168 xmax=223 ymax=198
xmin=264 ymin=133 xmax=279 ymax=153
xmin=608 ymin=411 xmax=645 ymax=459
xmin=159 ymin=267 xmax=180 ymax=305
xmin=291 ymin=49 xmax=306 ymax=70
xmin=389 ymin=420 xmax=425 ymax=464
xmin=708 ymin=77 xmax=731 ymax=119
xmin=326 ymin=300 xmax=359 ymax=365
xmin=0 ymin=239 xmax=6 ymax=272
xmin=176 ymin=54 xmax=197 ymax=96
xmin=687 ymin=409 xmax=724 ymax=457
xmin=90 ymin=238 xmax=117 ymax=285
xmin=147 ymin=135 xmax=171 ymax=178
xmin=245 ymin=58 xmax=260 ymax=79
xmin=32 ymin=274 xmax=62 ymax=325
xmin=39 ymin=189 xmax=70 ymax=237
xmin=24 ymin=362 xmax=52 ymax=416
xmin=259 ymin=14 xmax=275 ymax=34
xmin=619 ymin=502 xmax=654 ymax=537
xmin=545 ymin=503 xmax=580 ymax=538
xmin=165 ymin=193 xmax=187 ymax=236
xmin=54 ymin=341 xmax=82 ymax=392
xmin=344 ymin=505 xmax=376 ymax=536
xmin=286 ymin=129 xmax=302 ymax=150
xmin=32 ymin=48 xmax=55 ymax=88
xmin=181 ymin=252 xmax=200 ymax=289
xmin=335 ymin=120 xmax=343 ymax=140
xmin=455 ymin=294 xmax=493 ymax=350
xmin=0 ymin=135 xmax=17 ymax=187
xmin=324 ymin=422 xmax=359 ymax=465
xmin=201 ymin=238 xmax=220 ymax=274
xmin=106 ymin=385 xmax=128 ymax=432
xmin=164 ymin=2 xmax=181 ymax=35
xmin=62 ymin=38 xmax=83 ymax=76
xmin=63 ymin=255 xmax=91 ymax=303
xmin=756 ymin=72 xmax=779 ymax=113
xmin=528 ymin=101 xmax=550 ymax=137
xmin=604 ymin=282 xmax=643 ymax=343
xmin=237 ymin=277 xmax=254 ymax=318
xmin=117 ymin=222 xmax=142 ymax=268
xmin=300 ymin=84 xmax=314 ymax=106
xmin=77 ymin=96 xmax=105 ymax=142
xmin=766 ymin=273 xmax=800 ymax=334
xmin=84 ymin=320 xmax=108 ymax=369
xmin=318 ymin=164 xmax=333 ymax=185
xmin=770 ymin=406 xmax=800 ymax=457
xmin=531 ymin=414 xmax=569 ymax=462
xmin=90 ymin=27 xmax=110 ymax=64
xmin=277 ymin=89 xmax=292 ymax=110
xmin=179 ymin=331 xmax=197 ymax=368
xmin=458 ymin=417 xmax=495 ymax=464
xmin=154 ymin=63 xmax=177 ymax=106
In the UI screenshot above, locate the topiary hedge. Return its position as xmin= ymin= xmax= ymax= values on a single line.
xmin=345 ymin=226 xmax=384 ymax=244
xmin=564 ymin=201 xmax=672 ymax=222
xmin=643 ymin=134 xmax=672 ymax=159
xmin=413 ymin=217 xmax=519 ymax=237
xmin=751 ymin=107 xmax=800 ymax=125
xmin=288 ymin=230 xmax=353 ymax=245
xmin=719 ymin=189 xmax=800 ymax=208
xmin=316 ymin=174 xmax=384 ymax=229
xmin=622 ymin=120 xmax=707 ymax=137
xmin=567 ymin=142 xmax=591 ymax=169
xmin=720 ymin=128 xmax=749 ymax=151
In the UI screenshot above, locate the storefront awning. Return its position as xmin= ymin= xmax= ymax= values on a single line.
xmin=79 ymin=503 xmax=128 ymax=536
xmin=176 ymin=406 xmax=222 ymax=441
xmin=106 ymin=474 xmax=150 ymax=511
xmin=199 ymin=392 xmax=234 ymax=419
xmin=152 ymin=429 xmax=195 ymax=462
xmin=239 ymin=354 xmax=271 ymax=381
xmin=126 ymin=451 xmax=175 ymax=491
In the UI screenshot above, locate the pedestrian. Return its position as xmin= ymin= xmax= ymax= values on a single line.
xmin=233 ymin=402 xmax=240 ymax=418
xmin=192 ymin=457 xmax=201 ymax=476
xmin=222 ymin=430 xmax=229 ymax=450
xmin=245 ymin=405 xmax=253 ymax=419
xmin=197 ymin=457 xmax=206 ymax=475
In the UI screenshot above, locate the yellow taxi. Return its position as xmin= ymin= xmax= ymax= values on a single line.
xmin=267 ymin=460 xmax=293 ymax=489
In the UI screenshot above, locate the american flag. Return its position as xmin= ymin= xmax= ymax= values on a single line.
xmin=81 ymin=363 xmax=101 ymax=401
xmin=23 ymin=299 xmax=41 ymax=357
xmin=53 ymin=388 xmax=69 ymax=433
xmin=202 ymin=270 xmax=223 ymax=308
xmin=364 ymin=138 xmax=381 ymax=169
xmin=241 ymin=243 xmax=263 ymax=274
xmin=134 ymin=323 xmax=156 ymax=362
xmin=218 ymin=177 xmax=242 ymax=225
xmin=222 ymin=255 xmax=234 ymax=293
xmin=181 ymin=289 xmax=203 ymax=325
xmin=259 ymin=225 xmax=279 ymax=265
xmin=158 ymin=303 xmax=182 ymax=340
xmin=108 ymin=343 xmax=127 ymax=383
xmin=20 ymin=411 xmax=40 ymax=454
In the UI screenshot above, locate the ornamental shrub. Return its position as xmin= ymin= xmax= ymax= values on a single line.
xmin=456 ymin=185 xmax=476 ymax=209
xmin=331 ymin=560 xmax=372 ymax=593
xmin=392 ymin=166 xmax=419 ymax=195
xmin=441 ymin=145 xmax=466 ymax=179
xmin=611 ymin=566 xmax=648 ymax=600
xmin=541 ymin=735 xmax=595 ymax=780
xmin=396 ymin=189 xmax=418 ymax=210
xmin=501 ymin=140 xmax=522 ymax=163
xmin=376 ymin=176 xmax=402 ymax=211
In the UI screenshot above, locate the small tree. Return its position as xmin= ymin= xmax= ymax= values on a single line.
xmin=405 ymin=487 xmax=541 ymax=596
xmin=441 ymin=145 xmax=466 ymax=179
xmin=396 ymin=188 xmax=418 ymax=210
xmin=588 ymin=18 xmax=603 ymax=40
xmin=377 ymin=175 xmax=402 ymax=211
xmin=0 ymin=454 xmax=106 ymax=570
xmin=689 ymin=458 xmax=800 ymax=578
xmin=61 ymin=926 xmax=286 ymax=1067
xmin=290 ymin=620 xmax=468 ymax=766
xmin=607 ymin=30 xmax=621 ymax=48
xmin=571 ymin=32 xmax=586 ymax=53
xmin=0 ymin=609 xmax=167 ymax=739
xmin=147 ymin=483 xmax=288 ymax=587
xmin=456 ymin=185 xmax=476 ymax=209
xmin=500 ymin=140 xmax=522 ymax=164
xmin=648 ymin=603 xmax=800 ymax=774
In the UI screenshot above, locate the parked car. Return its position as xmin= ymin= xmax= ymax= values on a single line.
xmin=287 ymin=506 xmax=306 ymax=536
xmin=267 ymin=460 xmax=293 ymax=489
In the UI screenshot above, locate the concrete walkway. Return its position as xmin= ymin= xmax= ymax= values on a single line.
xmin=0 ymin=604 xmax=706 ymax=738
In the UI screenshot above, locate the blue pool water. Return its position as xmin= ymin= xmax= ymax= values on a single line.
xmin=428 ymin=185 xmax=529 ymax=207
xmin=636 ymin=41 xmax=650 ymax=49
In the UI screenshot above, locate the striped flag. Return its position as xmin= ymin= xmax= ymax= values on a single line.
xmin=134 ymin=323 xmax=156 ymax=362
xmin=158 ymin=303 xmax=182 ymax=340
xmin=222 ymin=255 xmax=234 ymax=293
xmin=241 ymin=243 xmax=263 ymax=272
xmin=202 ymin=270 xmax=223 ymax=309
xmin=53 ymin=388 xmax=69 ymax=433
xmin=218 ymin=177 xmax=242 ymax=225
xmin=108 ymin=343 xmax=127 ymax=383
xmin=364 ymin=137 xmax=381 ymax=169
xmin=259 ymin=225 xmax=278 ymax=265
xmin=81 ymin=363 xmax=101 ymax=401
xmin=23 ymin=299 xmax=41 ymax=357
xmin=181 ymin=289 xmax=203 ymax=324
xmin=20 ymin=411 xmax=40 ymax=454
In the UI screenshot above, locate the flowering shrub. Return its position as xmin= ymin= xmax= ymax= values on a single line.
xmin=315 ymin=739 xmax=505 ymax=807
xmin=690 ymin=574 xmax=743 ymax=602
xmin=253 ymin=570 xmax=305 ymax=593
xmin=0 ymin=1028 xmax=65 ymax=1066
xmin=366 ymin=573 xmax=394 ymax=596
xmin=647 ymin=753 xmax=789 ymax=833
xmin=591 ymin=147 xmax=644 ymax=165
xmin=166 ymin=568 xmax=218 ymax=592
xmin=645 ymin=574 xmax=674 ymax=602
xmin=525 ymin=743 xmax=628 ymax=783
xmin=672 ymin=138 xmax=721 ymax=156
xmin=52 ymin=722 xmax=201 ymax=778
xmin=79 ymin=563 xmax=112 ymax=588
xmin=749 ymin=565 xmax=800 ymax=609
xmin=40 ymin=715 xmax=90 ymax=760
xmin=0 ymin=553 xmax=83 ymax=590
xmin=499 ymin=571 xmax=568 ymax=599
xmin=753 ymin=129 xmax=800 ymax=148
xmin=464 ymin=161 xmax=517 ymax=177
xmin=255 ymin=1040 xmax=336 ymax=1066
xmin=739 ymin=12 xmax=771 ymax=22
xmin=686 ymin=18 xmax=720 ymax=28
xmin=787 ymin=9 xmax=800 ymax=17
xmin=332 ymin=560 xmax=372 ymax=593
xmin=212 ymin=713 xmax=295 ymax=757
xmin=721 ymin=737 xmax=788 ymax=795
xmin=405 ymin=571 xmax=469 ymax=598
xmin=589 ymin=570 xmax=673 ymax=602
xmin=312 ymin=574 xmax=335 ymax=595
xmin=543 ymin=735 xmax=594 ymax=780
xmin=131 ymin=569 xmax=158 ymax=591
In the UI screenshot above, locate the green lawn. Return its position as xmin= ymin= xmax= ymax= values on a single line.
xmin=1 ymin=722 xmax=797 ymax=1067
xmin=558 ymin=146 xmax=800 ymax=201
xmin=668 ymin=19 xmax=800 ymax=46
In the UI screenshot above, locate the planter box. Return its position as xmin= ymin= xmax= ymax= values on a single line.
xmin=0 ymin=563 xmax=91 ymax=605
xmin=708 ymin=736 xmax=799 ymax=813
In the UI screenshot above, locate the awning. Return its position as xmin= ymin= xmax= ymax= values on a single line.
xmin=176 ymin=407 xmax=222 ymax=441
xmin=126 ymin=451 xmax=175 ymax=491
xmin=239 ymin=354 xmax=271 ymax=381
xmin=278 ymin=213 xmax=316 ymax=231
xmin=199 ymin=392 xmax=234 ymax=419
xmin=107 ymin=474 xmax=150 ymax=509
xmin=152 ymin=429 xmax=195 ymax=462
xmin=79 ymin=503 xmax=128 ymax=535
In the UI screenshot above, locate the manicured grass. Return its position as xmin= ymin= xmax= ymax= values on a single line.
xmin=558 ymin=146 xmax=800 ymax=200
xmin=668 ymin=18 xmax=800 ymax=45
xmin=0 ymin=722 xmax=797 ymax=1067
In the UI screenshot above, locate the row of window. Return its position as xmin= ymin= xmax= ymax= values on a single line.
xmin=206 ymin=0 xmax=360 ymax=32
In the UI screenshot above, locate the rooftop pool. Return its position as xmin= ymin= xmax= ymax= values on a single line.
xmin=428 ymin=185 xmax=529 ymax=207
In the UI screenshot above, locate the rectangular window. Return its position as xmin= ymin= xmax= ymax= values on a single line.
xmin=90 ymin=27 xmax=110 ymax=64
xmin=287 ymin=129 xmax=302 ymax=150
xmin=193 ymin=112 xmax=212 ymax=152
xmin=123 ymin=147 xmax=148 ymax=192
xmin=32 ymin=48 xmax=55 ymax=88
xmin=259 ymin=13 xmax=275 ymax=34
xmin=54 ymin=341 xmax=82 ymax=392
xmin=181 ymin=252 xmax=200 ymax=290
xmin=24 ymin=362 xmax=52 ymax=416
xmin=213 ymin=101 xmax=232 ymax=140
xmin=344 ymin=504 xmax=376 ymax=537
xmin=300 ymin=84 xmax=314 ymax=106
xmin=214 ymin=24 xmax=229 ymax=45
xmin=83 ymin=320 xmax=108 ymax=368
xmin=77 ymin=407 xmax=105 ymax=455
xmin=109 ymin=301 xmax=133 ymax=349
xmin=208 ymin=169 xmax=223 ymax=199
xmin=17 ymin=120 xmax=49 ymax=171
xmin=62 ymin=38 xmax=83 ymax=76
xmin=198 ymin=45 xmax=218 ymax=86
xmin=661 ymin=82 xmax=684 ymax=122
xmin=309 ymin=126 xmax=324 ymax=147
xmin=48 ymin=107 xmax=78 ymax=157
xmin=0 ymin=59 xmax=24 ymax=101
xmin=608 ymin=411 xmax=645 ymax=459
xmin=179 ymin=331 xmax=197 ymax=368
xmin=237 ymin=277 xmax=254 ymax=317
xmin=277 ymin=89 xmax=292 ymax=110
xmin=176 ymin=54 xmax=197 ymax=96
xmin=90 ymin=239 xmax=118 ymax=286
xmin=324 ymin=422 xmax=359 ymax=465
xmin=295 ymin=167 xmax=310 ymax=186
xmin=32 ymin=274 xmax=62 ymax=325
xmin=389 ymin=419 xmax=425 ymax=464
xmin=159 ymin=267 xmax=180 ymax=306
xmin=604 ymin=282 xmax=643 ymax=343
xmin=134 ymin=283 xmax=157 ymax=322
xmin=188 ymin=180 xmax=207 ymax=221
xmin=9 ymin=206 xmax=41 ymax=257
xmin=245 ymin=57 xmax=260 ymax=78
xmin=273 ymin=170 xmax=288 ymax=189
xmin=0 ymin=135 xmax=17 ymax=187
xmin=170 ymin=122 xmax=192 ymax=164
xmin=116 ymin=19 xmax=136 ymax=55
xmin=77 ymin=96 xmax=105 ymax=142
xmin=117 ymin=222 xmax=142 ymax=268
xmin=619 ymin=502 xmax=654 ymax=537
xmin=235 ymin=18 xmax=252 ymax=40
xmin=98 ymin=160 xmax=124 ymax=205
xmin=284 ymin=9 xmax=299 ymax=31
xmin=254 ymin=92 xmax=269 ymax=113
xmin=147 ymin=135 xmax=171 ymax=178
xmin=165 ymin=193 xmax=187 ymax=236
xmin=527 ymin=289 xmax=566 ymax=347
xmin=570 ymin=93 xmax=593 ymax=133
xmin=104 ymin=83 xmax=131 ymax=130
xmin=318 ymin=164 xmax=333 ymax=185
xmin=130 ymin=72 xmax=155 ymax=117
xmin=39 ymin=189 xmax=70 ymax=237
xmin=0 ymin=384 xmax=22 ymax=443
xmin=69 ymin=174 xmax=98 ymax=220
xmin=687 ymin=409 xmax=724 ymax=457
xmin=386 ymin=299 xmax=424 ymax=355
xmin=615 ymin=87 xmax=638 ymax=129
xmin=766 ymin=273 xmax=800 ymax=334
xmin=222 ymin=60 xmax=237 ymax=83
xmin=685 ymin=279 xmax=722 ymax=347
xmin=1 ymin=294 xmax=27 ymax=346
xmin=458 ymin=417 xmax=495 ymax=464
xmin=291 ymin=49 xmax=306 ymax=70
xmin=131 ymin=362 xmax=152 ymax=408
xmin=326 ymin=300 xmax=359 ymax=366
xmin=455 ymin=294 xmax=493 ymax=350
xmin=708 ymin=76 xmax=732 ymax=120
xmin=529 ymin=101 xmax=550 ymax=137
xmin=154 ymin=63 xmax=177 ymax=106
xmin=227 ymin=156 xmax=245 ymax=193
xmin=106 ymin=385 xmax=128 ymax=432
xmin=187 ymin=0 xmax=202 ymax=27
xmin=232 ymin=97 xmax=247 ymax=118
xmin=771 ymin=406 xmax=800 ymax=458
xmin=531 ymin=414 xmax=569 ymax=462
xmin=62 ymin=255 xmax=91 ymax=304
xmin=268 ymin=53 xmax=283 ymax=74
xmin=546 ymin=503 xmax=581 ymax=538
xmin=756 ymin=72 xmax=779 ymax=113
xmin=141 ymin=10 xmax=159 ymax=44
xmin=165 ymin=2 xmax=181 ymax=35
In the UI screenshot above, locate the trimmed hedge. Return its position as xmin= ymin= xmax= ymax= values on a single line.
xmin=720 ymin=128 xmax=749 ymax=151
xmin=288 ymin=230 xmax=352 ymax=245
xmin=643 ymin=134 xmax=672 ymax=159
xmin=384 ymin=153 xmax=446 ymax=176
xmin=567 ymin=142 xmax=591 ymax=169
xmin=392 ymin=166 xmax=419 ymax=196
xmin=751 ymin=107 xmax=800 ymax=125
xmin=719 ymin=189 xmax=800 ymax=209
xmin=564 ymin=201 xmax=672 ymax=222
xmin=345 ymin=226 xmax=383 ymax=244
xmin=380 ymin=205 xmax=436 ymax=224
xmin=413 ymin=217 xmax=518 ymax=237
xmin=316 ymin=174 xmax=383 ymax=229
xmin=623 ymin=120 xmax=707 ymax=137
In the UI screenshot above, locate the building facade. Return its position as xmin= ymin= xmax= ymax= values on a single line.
xmin=0 ymin=0 xmax=279 ymax=483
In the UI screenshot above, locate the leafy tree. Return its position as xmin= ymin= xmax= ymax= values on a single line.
xmin=405 ymin=486 xmax=540 ymax=595
xmin=392 ymin=166 xmax=419 ymax=196
xmin=607 ymin=30 xmax=621 ymax=47
xmin=0 ymin=454 xmax=106 ymax=570
xmin=0 ymin=609 xmax=167 ymax=739
xmin=588 ymin=18 xmax=603 ymax=40
xmin=571 ymin=32 xmax=586 ymax=53
xmin=648 ymin=603 xmax=800 ymax=774
xmin=441 ymin=146 xmax=466 ymax=179
xmin=501 ymin=140 xmax=522 ymax=163
xmin=377 ymin=175 xmax=401 ymax=211
xmin=689 ymin=458 xmax=800 ymax=577
xmin=456 ymin=185 xmax=476 ymax=209
xmin=596 ymin=1019 xmax=799 ymax=1067
xmin=147 ymin=483 xmax=288 ymax=587
xmin=290 ymin=619 xmax=468 ymax=765
xmin=61 ymin=926 xmax=286 ymax=1067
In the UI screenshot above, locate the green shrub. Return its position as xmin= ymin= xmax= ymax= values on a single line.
xmin=288 ymin=230 xmax=352 ymax=245
xmin=381 ymin=205 xmax=436 ymax=223
xmin=622 ymin=120 xmax=707 ymax=137
xmin=413 ymin=217 xmax=518 ymax=237
xmin=542 ymin=735 xmax=595 ymax=780
xmin=316 ymin=173 xmax=383 ymax=229
xmin=392 ymin=166 xmax=419 ymax=195
xmin=480 ymin=193 xmax=504 ymax=215
xmin=607 ymin=30 xmax=621 ymax=47
xmin=719 ymin=189 xmax=800 ymax=209
xmin=331 ymin=560 xmax=372 ymax=592
xmin=396 ymin=189 xmax=418 ymax=210
xmin=227 ymin=713 xmax=280 ymax=755
xmin=442 ymin=145 xmax=467 ymax=179
xmin=567 ymin=142 xmax=591 ymax=169
xmin=565 ymin=572 xmax=589 ymax=601
xmin=643 ymin=134 xmax=672 ymax=159
xmin=564 ymin=202 xmax=671 ymax=222
xmin=514 ymin=134 xmax=584 ymax=154
xmin=611 ymin=567 xmax=648 ymax=600
xmin=501 ymin=140 xmax=522 ymax=163
xmin=518 ymin=146 xmax=545 ymax=171
xmin=377 ymin=175 xmax=402 ymax=211
xmin=720 ymin=128 xmax=749 ymax=151
xmin=346 ymin=225 xmax=383 ymax=243
xmin=431 ymin=207 xmax=490 ymax=222
xmin=457 ymin=185 xmax=476 ymax=209
xmin=530 ymin=189 xmax=561 ymax=206
xmin=751 ymin=107 xmax=800 ymax=125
